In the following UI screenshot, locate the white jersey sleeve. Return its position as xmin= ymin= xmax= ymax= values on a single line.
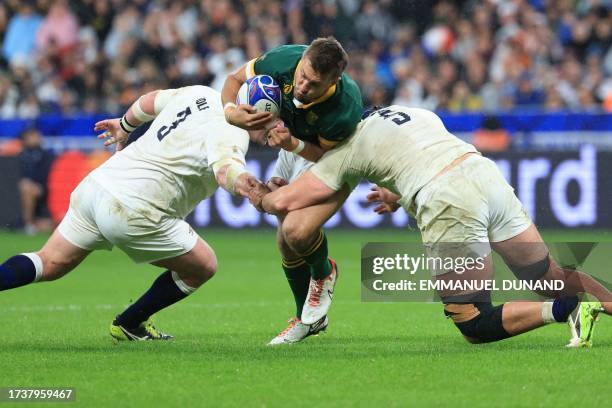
xmin=310 ymin=137 xmax=361 ymax=191
xmin=154 ymin=88 xmax=181 ymax=114
xmin=313 ymin=106 xmax=477 ymax=213
xmin=89 ymin=85 xmax=250 ymax=221
xmin=206 ymin=123 xmax=249 ymax=167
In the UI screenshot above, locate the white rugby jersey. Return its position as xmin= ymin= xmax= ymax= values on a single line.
xmin=311 ymin=106 xmax=478 ymax=214
xmin=90 ymin=85 xmax=249 ymax=222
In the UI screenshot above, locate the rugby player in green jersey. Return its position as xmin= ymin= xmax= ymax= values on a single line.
xmin=222 ymin=37 xmax=363 ymax=345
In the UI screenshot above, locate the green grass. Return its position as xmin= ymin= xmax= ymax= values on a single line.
xmin=0 ymin=229 xmax=611 ymax=407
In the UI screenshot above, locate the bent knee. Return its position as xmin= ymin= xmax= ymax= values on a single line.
xmin=196 ymin=251 xmax=218 ymax=283
xmin=444 ymin=302 xmax=510 ymax=344
xmin=203 ymin=255 xmax=218 ymax=279
xmin=276 ymin=228 xmax=298 ymax=260
xmin=282 ymin=218 xmax=319 ymax=254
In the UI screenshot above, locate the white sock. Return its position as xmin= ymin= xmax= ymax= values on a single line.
xmin=171 ymin=271 xmax=197 ymax=295
xmin=541 ymin=300 xmax=555 ymax=323
xmin=21 ymin=252 xmax=43 ymax=282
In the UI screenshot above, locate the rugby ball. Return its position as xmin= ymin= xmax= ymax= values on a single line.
xmin=236 ymin=75 xmax=281 ymax=117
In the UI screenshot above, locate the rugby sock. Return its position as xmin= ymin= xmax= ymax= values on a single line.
xmin=303 ymin=230 xmax=332 ymax=280
xmin=282 ymin=258 xmax=311 ymax=318
xmin=115 ymin=270 xmax=196 ymax=328
xmin=0 ymin=253 xmax=43 ymax=291
xmin=541 ymin=296 xmax=579 ymax=323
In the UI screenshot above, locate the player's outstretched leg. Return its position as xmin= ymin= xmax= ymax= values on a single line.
xmin=443 ymin=296 xmax=585 ymax=344
xmin=0 ymin=229 xmax=90 ymax=291
xmin=492 ymin=224 xmax=611 ymax=346
xmin=444 ymin=224 xmax=612 ymax=346
xmin=110 ymin=238 xmax=217 ymax=341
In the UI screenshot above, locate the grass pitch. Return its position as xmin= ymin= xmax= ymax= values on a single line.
xmin=0 ymin=229 xmax=611 ymax=407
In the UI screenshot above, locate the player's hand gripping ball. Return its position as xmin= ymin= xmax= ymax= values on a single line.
xmin=237 ymin=75 xmax=281 ymax=118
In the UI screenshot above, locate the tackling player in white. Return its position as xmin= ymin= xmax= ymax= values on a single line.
xmin=256 ymin=106 xmax=611 ymax=347
xmin=0 ymin=85 xmax=268 ymax=341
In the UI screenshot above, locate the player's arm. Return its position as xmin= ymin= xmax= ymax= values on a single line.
xmin=267 ymin=114 xmax=356 ymax=162
xmin=213 ymin=158 xmax=269 ymax=202
xmin=94 ymin=89 xmax=177 ymax=151
xmin=260 ymin=171 xmax=337 ymax=215
xmin=208 ymin=130 xmax=270 ymax=204
xmin=221 ymin=64 xmax=273 ymax=130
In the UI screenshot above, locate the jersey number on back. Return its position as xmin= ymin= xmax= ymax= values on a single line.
xmin=376 ymin=109 xmax=411 ymax=125
xmin=157 ymin=106 xmax=192 ymax=141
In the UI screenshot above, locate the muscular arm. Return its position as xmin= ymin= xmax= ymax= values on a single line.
xmin=221 ymin=64 xmax=272 ymax=130
xmin=95 ymin=89 xmax=175 ymax=150
xmin=261 ymin=170 xmax=338 ymax=215
xmin=221 ymin=65 xmax=246 ymax=108
xmin=214 ymin=160 xmax=268 ymax=199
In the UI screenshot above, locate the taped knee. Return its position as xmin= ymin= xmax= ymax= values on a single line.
xmin=509 ymin=255 xmax=550 ymax=284
xmin=444 ymin=302 xmax=510 ymax=343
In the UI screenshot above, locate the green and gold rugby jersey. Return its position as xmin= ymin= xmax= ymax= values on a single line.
xmin=245 ymin=45 xmax=363 ymax=149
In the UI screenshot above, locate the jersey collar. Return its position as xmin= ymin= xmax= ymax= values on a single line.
xmin=292 ymin=59 xmax=337 ymax=109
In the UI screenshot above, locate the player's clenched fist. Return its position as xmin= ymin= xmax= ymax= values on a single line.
xmin=247 ymin=179 xmax=271 ymax=212
xmin=266 ymin=177 xmax=288 ymax=191
xmin=225 ymin=104 xmax=273 ymax=130
xmin=266 ymin=124 xmax=297 ymax=151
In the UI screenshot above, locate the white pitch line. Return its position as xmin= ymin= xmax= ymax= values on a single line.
xmin=0 ymin=301 xmax=289 ymax=313
xmin=0 ymin=300 xmax=363 ymax=314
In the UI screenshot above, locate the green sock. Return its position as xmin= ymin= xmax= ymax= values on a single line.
xmin=282 ymin=258 xmax=311 ymax=318
xmin=303 ymin=231 xmax=332 ymax=280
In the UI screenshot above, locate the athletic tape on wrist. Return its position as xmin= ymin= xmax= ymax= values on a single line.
xmin=119 ymin=115 xmax=136 ymax=134
xmin=225 ymin=164 xmax=248 ymax=195
xmin=224 ymin=102 xmax=237 ymax=120
xmin=290 ymin=138 xmax=305 ymax=154
xmin=212 ymin=158 xmax=248 ymax=195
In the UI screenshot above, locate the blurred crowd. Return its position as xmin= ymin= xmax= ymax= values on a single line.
xmin=0 ymin=0 xmax=611 ymax=119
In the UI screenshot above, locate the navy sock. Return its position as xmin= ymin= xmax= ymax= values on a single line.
xmin=115 ymin=270 xmax=192 ymax=328
xmin=552 ymin=296 xmax=579 ymax=322
xmin=0 ymin=255 xmax=38 ymax=291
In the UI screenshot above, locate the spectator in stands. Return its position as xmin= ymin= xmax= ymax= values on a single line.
xmin=17 ymin=128 xmax=54 ymax=235
xmin=1 ymin=1 xmax=42 ymax=67
xmin=0 ymin=0 xmax=609 ymax=116
xmin=35 ymin=0 xmax=79 ymax=54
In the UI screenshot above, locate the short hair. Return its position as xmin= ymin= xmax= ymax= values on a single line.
xmin=303 ymin=37 xmax=348 ymax=80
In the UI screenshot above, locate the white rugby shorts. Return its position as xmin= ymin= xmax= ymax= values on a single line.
xmin=58 ymin=177 xmax=198 ymax=263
